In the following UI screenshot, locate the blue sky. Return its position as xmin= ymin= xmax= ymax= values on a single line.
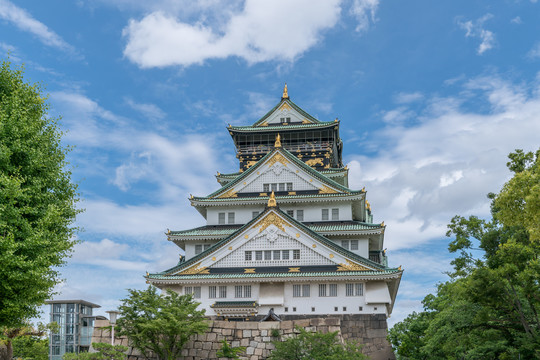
xmin=2 ymin=0 xmax=539 ymax=326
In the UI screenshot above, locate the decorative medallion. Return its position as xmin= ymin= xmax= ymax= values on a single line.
xmin=288 ymin=191 xmax=296 ymax=195
xmin=259 ymin=192 xmax=268 ymax=196
xmin=255 ymin=213 xmax=291 ymax=233
xmin=337 ymin=260 xmax=372 ymax=272
xmin=228 ymin=246 xmax=233 ymax=250
xmin=244 ymin=235 xmax=249 ymax=239
xmin=212 ymin=257 xmax=216 ymax=261
xmin=312 ymin=244 xmax=317 ymax=248
xmin=329 ymin=254 xmax=334 ymax=258
xmin=244 ymin=268 xmax=256 ymax=274
xmin=288 ymin=267 xmax=301 ymax=273
xmin=318 ymin=185 xmax=339 ymax=194
xmin=296 ymin=233 xmax=300 ymax=238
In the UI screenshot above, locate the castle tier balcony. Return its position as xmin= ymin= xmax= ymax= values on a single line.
xmin=237 ymin=141 xmax=332 ymax=156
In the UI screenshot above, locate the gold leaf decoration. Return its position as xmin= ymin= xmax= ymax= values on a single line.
xmin=244 ymin=268 xmax=256 ymax=274
xmin=218 ymin=188 xmax=238 ymax=198
xmin=319 ymin=185 xmax=339 ymax=194
xmin=279 ymin=102 xmax=291 ymax=111
xmin=179 ymin=262 xmax=209 ymax=275
xmin=288 ymin=267 xmax=300 ymax=273
xmin=337 ymin=260 xmax=372 ymax=272
xmin=305 ymin=158 xmax=324 ymax=167
xmin=255 ymin=212 xmax=291 ymax=233
xmin=266 ymin=152 xmax=290 ymax=167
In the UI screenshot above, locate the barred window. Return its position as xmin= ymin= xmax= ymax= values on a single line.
xmin=204 ymin=244 xmax=211 ymax=251
xmin=255 ymin=251 xmax=263 ymax=260
xmin=244 ymin=285 xmax=251 ymax=298
xmin=319 ymin=284 xmax=327 ymax=297
xmin=351 ymin=240 xmax=359 ymax=250
xmin=296 ymin=210 xmax=304 ymax=221
xmin=341 ymin=240 xmax=349 ymax=250
xmin=193 ymin=287 xmax=201 ymax=298
xmin=252 ymin=211 xmax=259 ymax=219
xmin=322 ymin=209 xmax=329 ymax=221
xmin=346 ymin=283 xmax=363 ymax=296
xmin=263 ymin=184 xmax=270 ymax=192
xmin=279 ymin=183 xmax=285 ymax=191
xmin=293 ymin=285 xmax=301 ymax=297
xmin=184 ymin=286 xmax=192 ymax=295
xmin=264 ymin=250 xmax=272 ymax=260
xmin=235 ymin=286 xmax=243 ymax=298
xmin=302 ymin=284 xmax=310 ymax=297
xmin=282 ymin=250 xmax=289 ymax=260
xmin=271 ymin=183 xmax=278 ymax=192
xmin=287 ymin=183 xmax=293 ymax=191
xmin=219 ymin=286 xmax=227 ymax=298
xmin=286 ymin=210 xmax=294 ymax=217
xmin=218 ymin=212 xmax=225 ymax=224
xmin=245 ymin=251 xmax=252 ymax=261
xmin=209 ymin=286 xmax=217 ymax=299
xmin=235 ymin=285 xmax=251 ymax=298
xmin=195 ymin=245 xmax=203 ymax=254
xmin=228 ymin=212 xmax=235 ymax=224
xmin=332 ymin=208 xmax=339 ymax=220
xmin=273 ymin=250 xmax=281 ymax=260
xmin=293 ymin=249 xmax=300 ymax=260
xmin=329 ymin=284 xmax=338 ymax=297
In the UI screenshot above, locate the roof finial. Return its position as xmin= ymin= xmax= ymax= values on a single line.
xmin=268 ymin=191 xmax=277 ymax=207
xmin=282 ymin=83 xmax=289 ymax=99
xmin=275 ymin=133 xmax=282 ymax=147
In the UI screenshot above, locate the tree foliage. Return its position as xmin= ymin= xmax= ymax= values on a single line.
xmin=115 ymin=286 xmax=208 ymax=360
xmin=269 ymin=326 xmax=367 ymax=360
xmin=388 ymin=149 xmax=540 ymax=359
xmin=62 ymin=343 xmax=127 ymax=360
xmin=1 ymin=323 xmax=56 ymax=360
xmin=215 ymin=339 xmax=246 ymax=359
xmin=0 ymin=59 xmax=80 ymax=328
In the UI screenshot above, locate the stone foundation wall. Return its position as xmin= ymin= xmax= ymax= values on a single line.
xmin=92 ymin=315 xmax=394 ymax=360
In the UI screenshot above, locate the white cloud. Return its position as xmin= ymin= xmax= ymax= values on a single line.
xmin=395 ymin=91 xmax=424 ymax=104
xmin=122 ymin=0 xmax=341 ymax=68
xmin=346 ymin=73 xmax=540 ymax=251
xmin=125 ymin=98 xmax=166 ymax=122
xmin=0 ymin=0 xmax=75 ymax=54
xmin=350 ymin=0 xmax=379 ymax=32
xmin=457 ymin=14 xmax=496 ymax=55
xmin=510 ymin=16 xmax=522 ymax=25
xmin=527 ymin=42 xmax=540 ymax=59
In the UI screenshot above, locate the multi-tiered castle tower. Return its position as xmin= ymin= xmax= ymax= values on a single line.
xmin=146 ymin=86 xmax=402 ymax=322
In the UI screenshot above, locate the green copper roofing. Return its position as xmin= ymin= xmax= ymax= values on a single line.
xmin=191 ymin=191 xmax=364 ymax=203
xmin=169 ymin=221 xmax=383 ymax=237
xmin=251 ymin=98 xmax=321 ymax=126
xmin=198 ymin=147 xmax=360 ymax=200
xmin=211 ymin=301 xmax=258 ymax=308
xmin=229 ymin=121 xmax=336 ymax=132
xmin=217 ymin=167 xmax=347 ymax=179
xmin=148 ymin=269 xmax=401 ymax=280
xmin=155 ymin=207 xmax=387 ymax=277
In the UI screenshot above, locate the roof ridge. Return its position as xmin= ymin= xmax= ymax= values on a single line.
xmin=251 ymin=98 xmax=321 ymax=127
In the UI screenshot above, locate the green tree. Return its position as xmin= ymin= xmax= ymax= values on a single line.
xmin=389 ymin=149 xmax=540 ymax=359
xmin=269 ymin=326 xmax=367 ymax=360
xmin=216 ymin=339 xmax=246 ymax=359
xmin=11 ymin=335 xmax=48 ymax=360
xmin=62 ymin=343 xmax=127 ymax=360
xmin=115 ymin=286 xmax=209 ymax=360
xmin=0 ymin=59 xmax=80 ymax=333
xmin=1 ymin=323 xmax=56 ymax=360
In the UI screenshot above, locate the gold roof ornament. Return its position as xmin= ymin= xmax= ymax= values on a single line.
xmin=274 ymin=133 xmax=282 ymax=147
xmin=268 ymin=190 xmax=277 ymax=207
xmin=146 ymin=271 xmax=149 ymax=276
xmin=282 ymin=83 xmax=289 ymax=99
xmin=381 ymin=221 xmax=385 ymax=227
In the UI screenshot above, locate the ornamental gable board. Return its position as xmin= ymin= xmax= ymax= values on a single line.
xmin=170 ymin=208 xmax=379 ymax=276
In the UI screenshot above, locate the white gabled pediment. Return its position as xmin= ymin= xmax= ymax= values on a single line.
xmin=173 ymin=209 xmax=379 ymax=275
xmin=216 ymin=150 xmax=342 ymax=197
xmin=257 ymin=101 xmax=315 ymax=126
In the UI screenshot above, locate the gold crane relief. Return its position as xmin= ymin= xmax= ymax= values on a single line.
xmin=305 ymin=158 xmax=324 ymax=167
xmin=337 ymin=260 xmax=372 ymax=272
xmin=245 ymin=160 xmax=257 ymax=168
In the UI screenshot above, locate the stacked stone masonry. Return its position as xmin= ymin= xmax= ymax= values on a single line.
xmin=91 ymin=315 xmax=394 ymax=360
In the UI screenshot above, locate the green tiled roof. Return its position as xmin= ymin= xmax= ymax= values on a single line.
xmin=153 ymin=207 xmax=387 ymax=278
xmin=169 ymin=221 xmax=383 ymax=237
xmin=192 ymin=191 xmax=363 ymax=203
xmin=148 ymin=269 xmax=401 ymax=280
xmin=217 ymin=167 xmax=347 ymax=179
xmin=230 ymin=121 xmax=336 ymax=132
xmin=198 ymin=147 xmax=360 ymax=200
xmin=251 ymin=98 xmax=321 ymax=126
xmin=211 ymin=301 xmax=258 ymax=308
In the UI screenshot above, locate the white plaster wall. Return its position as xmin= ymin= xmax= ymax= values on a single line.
xmin=327 ymin=238 xmax=370 ymax=259
xmin=365 ymin=281 xmax=391 ymax=304
xmin=184 ymin=241 xmax=218 ymax=260
xmin=171 ymin=282 xmax=388 ymax=317
xmin=207 ymin=206 xmax=265 ymax=225
xmin=301 ymin=202 xmax=352 ymax=222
